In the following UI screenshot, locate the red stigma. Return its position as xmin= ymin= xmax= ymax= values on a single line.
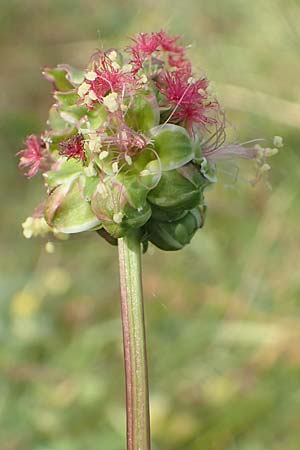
xmin=18 ymin=135 xmax=43 ymax=178
xmin=59 ymin=135 xmax=86 ymax=163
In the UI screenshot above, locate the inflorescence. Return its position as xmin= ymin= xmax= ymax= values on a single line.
xmin=18 ymin=31 xmax=282 ymax=251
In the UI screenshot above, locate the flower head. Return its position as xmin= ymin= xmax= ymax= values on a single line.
xmin=157 ymin=70 xmax=219 ymax=132
xmin=18 ymin=31 xmax=281 ymax=250
xmin=18 ymin=135 xmax=44 ymax=178
xmin=59 ymin=134 xmax=86 ymax=163
xmin=126 ymin=30 xmax=189 ymax=73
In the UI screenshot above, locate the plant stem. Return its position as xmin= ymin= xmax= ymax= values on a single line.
xmin=118 ymin=231 xmax=151 ymax=450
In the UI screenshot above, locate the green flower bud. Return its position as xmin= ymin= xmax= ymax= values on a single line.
xmin=145 ymin=206 xmax=206 ymax=251
xmin=148 ymin=163 xmax=208 ymax=211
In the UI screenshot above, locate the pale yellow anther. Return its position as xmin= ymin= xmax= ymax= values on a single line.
xmin=113 ymin=212 xmax=124 ymax=224
xmin=273 ymin=136 xmax=283 ymax=148
xmin=140 ymin=74 xmax=148 ymax=84
xmin=120 ymin=104 xmax=128 ymax=112
xmin=45 ymin=242 xmax=55 ymax=254
xmin=188 ymin=77 xmax=196 ymax=85
xmin=125 ymin=154 xmax=132 ymax=165
xmin=99 ymin=150 xmax=109 ymax=160
xmin=83 ymin=94 xmax=93 ymax=106
xmin=112 ymin=61 xmax=121 ymax=70
xmin=260 ymin=163 xmax=271 ymax=172
xmin=122 ymin=64 xmax=132 ymax=73
xmin=85 ymin=71 xmax=97 ymax=81
xmin=103 ymin=92 xmax=119 ymax=113
xmin=108 ymin=50 xmax=118 ymax=61
xmin=198 ymin=88 xmax=206 ymax=96
xmin=265 ymin=147 xmax=278 ymax=157
xmin=78 ymin=82 xmax=90 ymax=98
xmin=88 ymin=90 xmax=98 ymax=101
xmin=112 ymin=161 xmax=119 ymax=173
xmin=22 ymin=216 xmax=50 ymax=239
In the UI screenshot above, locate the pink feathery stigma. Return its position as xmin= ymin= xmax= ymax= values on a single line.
xmin=18 ymin=135 xmax=43 ymax=178
xmin=158 ymin=70 xmax=219 ymax=130
xmin=88 ymin=54 xmax=136 ymax=100
xmin=126 ymin=30 xmax=190 ymax=72
xmin=59 ymin=135 xmax=86 ymax=163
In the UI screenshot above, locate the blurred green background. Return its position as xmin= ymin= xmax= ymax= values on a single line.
xmin=1 ymin=0 xmax=300 ymax=449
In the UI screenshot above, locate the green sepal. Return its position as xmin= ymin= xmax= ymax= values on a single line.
xmin=44 ymin=180 xmax=100 ymax=234
xmin=125 ymin=92 xmax=160 ymax=132
xmin=43 ymin=65 xmax=85 ymax=91
xmin=59 ymin=105 xmax=88 ymax=126
xmin=150 ymin=124 xmax=194 ymax=171
xmin=44 ymin=159 xmax=83 ymax=190
xmin=150 ymin=205 xmax=188 ymax=222
xmin=43 ymin=67 xmax=74 ymax=92
xmin=198 ymin=157 xmax=217 ymax=183
xmin=47 ymin=106 xmax=75 ymax=149
xmin=86 ymin=104 xmax=108 ymax=130
xmin=82 ymin=175 xmax=99 ymax=201
xmin=57 ymin=64 xmax=85 ymax=85
xmin=193 ymin=137 xmax=203 ymax=163
xmin=146 ymin=206 xmax=205 ymax=251
xmin=48 ymin=106 xmax=72 ymax=133
xmin=54 ymin=91 xmax=80 ymax=107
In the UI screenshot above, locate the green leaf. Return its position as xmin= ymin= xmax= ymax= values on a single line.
xmin=150 ymin=124 xmax=194 ymax=171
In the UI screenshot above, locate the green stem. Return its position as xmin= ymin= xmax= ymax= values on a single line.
xmin=118 ymin=231 xmax=151 ymax=450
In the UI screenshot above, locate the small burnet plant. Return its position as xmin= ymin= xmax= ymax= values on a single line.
xmin=18 ymin=31 xmax=282 ymax=450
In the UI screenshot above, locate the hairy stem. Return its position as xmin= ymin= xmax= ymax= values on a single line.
xmin=118 ymin=231 xmax=151 ymax=450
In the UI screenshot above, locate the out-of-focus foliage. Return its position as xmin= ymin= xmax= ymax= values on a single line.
xmin=1 ymin=0 xmax=300 ymax=449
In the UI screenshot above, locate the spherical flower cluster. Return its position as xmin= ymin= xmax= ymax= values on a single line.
xmin=18 ymin=31 xmax=280 ymax=250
